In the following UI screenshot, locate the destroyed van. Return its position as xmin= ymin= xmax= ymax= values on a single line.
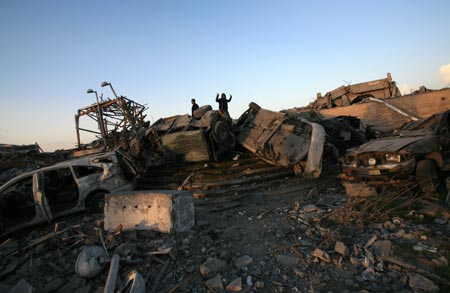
xmin=146 ymin=106 xmax=235 ymax=162
xmin=0 ymin=151 xmax=137 ymax=235
xmin=340 ymin=110 xmax=450 ymax=195
xmin=234 ymin=102 xmax=326 ymax=178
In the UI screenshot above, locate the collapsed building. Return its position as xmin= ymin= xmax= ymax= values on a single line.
xmin=1 ymin=74 xmax=450 ymax=292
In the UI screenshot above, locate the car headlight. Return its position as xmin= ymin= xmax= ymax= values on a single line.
xmin=368 ymin=158 xmax=377 ymax=166
xmin=385 ymin=154 xmax=401 ymax=163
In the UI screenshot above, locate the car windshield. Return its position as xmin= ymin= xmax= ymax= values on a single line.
xmin=398 ymin=112 xmax=443 ymax=134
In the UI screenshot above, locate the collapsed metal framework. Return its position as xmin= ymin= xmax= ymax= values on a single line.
xmin=75 ymin=96 xmax=147 ymax=149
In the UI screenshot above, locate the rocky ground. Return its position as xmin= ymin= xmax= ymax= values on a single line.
xmin=0 ymin=156 xmax=449 ymax=292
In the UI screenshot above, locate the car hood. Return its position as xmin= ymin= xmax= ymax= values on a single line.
xmin=350 ymin=136 xmax=425 ymax=154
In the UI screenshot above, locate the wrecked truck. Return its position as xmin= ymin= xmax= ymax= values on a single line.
xmin=340 ymin=110 xmax=450 ymax=195
xmin=146 ymin=106 xmax=236 ymax=162
xmin=234 ymin=102 xmax=326 ymax=178
xmin=0 ymin=151 xmax=137 ymax=235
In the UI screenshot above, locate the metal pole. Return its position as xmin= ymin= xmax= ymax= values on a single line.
xmin=94 ymin=91 xmax=107 ymax=149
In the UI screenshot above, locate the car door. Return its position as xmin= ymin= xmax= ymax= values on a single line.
xmin=34 ymin=172 xmax=53 ymax=222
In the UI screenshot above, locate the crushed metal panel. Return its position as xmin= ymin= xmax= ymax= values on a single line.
xmin=104 ymin=190 xmax=195 ymax=233
xmin=161 ymin=130 xmax=211 ymax=162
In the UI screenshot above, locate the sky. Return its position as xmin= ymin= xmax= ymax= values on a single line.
xmin=1 ymin=0 xmax=449 ymax=151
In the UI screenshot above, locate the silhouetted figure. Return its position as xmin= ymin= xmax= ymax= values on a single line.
xmin=215 ymin=93 xmax=232 ymax=113
xmin=191 ymin=98 xmax=199 ymax=116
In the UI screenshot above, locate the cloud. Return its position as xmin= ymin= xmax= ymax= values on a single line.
xmin=439 ymin=64 xmax=450 ymax=85
xmin=399 ymin=83 xmax=412 ymax=95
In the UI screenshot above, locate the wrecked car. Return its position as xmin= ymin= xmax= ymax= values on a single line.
xmin=146 ymin=106 xmax=235 ymax=162
xmin=234 ymin=102 xmax=326 ymax=178
xmin=340 ymin=110 xmax=450 ymax=195
xmin=0 ymin=151 xmax=137 ymax=235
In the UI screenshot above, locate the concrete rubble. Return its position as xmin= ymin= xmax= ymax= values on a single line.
xmin=1 ymin=75 xmax=450 ymax=292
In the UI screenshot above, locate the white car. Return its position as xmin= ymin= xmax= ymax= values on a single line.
xmin=0 ymin=151 xmax=137 ymax=235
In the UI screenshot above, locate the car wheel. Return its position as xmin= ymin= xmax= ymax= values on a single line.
xmin=212 ymin=121 xmax=230 ymax=143
xmin=416 ymin=160 xmax=441 ymax=194
xmin=85 ymin=191 xmax=107 ymax=213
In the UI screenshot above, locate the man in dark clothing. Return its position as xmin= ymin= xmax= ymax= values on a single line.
xmin=191 ymin=98 xmax=199 ymax=116
xmin=215 ymin=93 xmax=232 ymax=112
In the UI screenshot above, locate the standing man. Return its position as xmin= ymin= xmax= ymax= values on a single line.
xmin=191 ymin=98 xmax=199 ymax=116
xmin=215 ymin=93 xmax=232 ymax=114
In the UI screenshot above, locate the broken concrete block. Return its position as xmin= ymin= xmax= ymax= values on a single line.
xmin=372 ymin=240 xmax=392 ymax=260
xmin=312 ymin=248 xmax=331 ymax=263
xmin=302 ymin=204 xmax=319 ymax=213
xmin=276 ymin=254 xmax=299 ymax=267
xmin=104 ymin=190 xmax=194 ymax=234
xmin=226 ymin=277 xmax=242 ymax=291
xmin=234 ymin=255 xmax=253 ymax=269
xmin=199 ymin=257 xmax=228 ymax=278
xmin=334 ymin=241 xmax=349 ymax=257
xmin=206 ymin=274 xmax=223 ymax=289
xmin=408 ymin=273 xmax=439 ymax=292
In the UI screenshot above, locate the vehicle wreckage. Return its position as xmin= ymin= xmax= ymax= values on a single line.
xmin=0 ymin=151 xmax=137 ymax=236
xmin=340 ymin=110 xmax=450 ymax=196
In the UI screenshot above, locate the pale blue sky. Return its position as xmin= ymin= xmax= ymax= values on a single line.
xmin=1 ymin=0 xmax=449 ymax=151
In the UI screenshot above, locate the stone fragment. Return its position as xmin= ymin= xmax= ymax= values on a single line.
xmin=206 ymin=274 xmax=223 ymax=289
xmin=350 ymin=257 xmax=359 ymax=266
xmin=42 ymin=278 xmax=65 ymax=292
xmin=276 ymin=254 xmax=299 ymax=267
xmin=335 ymin=241 xmax=349 ymax=257
xmin=364 ymin=235 xmax=378 ymax=248
xmin=234 ymin=255 xmax=254 ymax=269
xmin=383 ymin=221 xmax=396 ymax=230
xmin=372 ymin=240 xmax=392 ymax=260
xmin=408 ymin=273 xmax=439 ymax=292
xmin=254 ymin=280 xmax=264 ymax=289
xmin=200 ymin=257 xmax=228 ymax=278
xmin=226 ymin=277 xmax=242 ymax=291
xmin=392 ymin=229 xmax=405 ymax=238
xmin=312 ymin=248 xmax=331 ymax=263
xmin=361 ymin=268 xmax=376 ymax=281
xmin=302 ymin=204 xmax=319 ymax=213
xmin=434 ymin=218 xmax=447 ymax=225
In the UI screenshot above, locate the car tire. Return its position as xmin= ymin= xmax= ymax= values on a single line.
xmin=249 ymin=102 xmax=261 ymax=112
xmin=193 ymin=105 xmax=212 ymax=119
xmin=85 ymin=190 xmax=107 ymax=213
xmin=212 ymin=121 xmax=230 ymax=143
xmin=416 ymin=160 xmax=441 ymax=194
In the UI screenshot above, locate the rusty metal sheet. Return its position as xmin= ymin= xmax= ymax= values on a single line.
xmin=354 ymin=136 xmax=424 ymax=153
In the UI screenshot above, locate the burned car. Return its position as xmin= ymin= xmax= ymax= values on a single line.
xmin=0 ymin=151 xmax=137 ymax=235
xmin=146 ymin=106 xmax=235 ymax=162
xmin=234 ymin=102 xmax=326 ymax=178
xmin=340 ymin=110 xmax=450 ymax=195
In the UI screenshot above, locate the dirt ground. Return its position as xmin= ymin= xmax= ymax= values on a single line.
xmin=0 ymin=157 xmax=449 ymax=292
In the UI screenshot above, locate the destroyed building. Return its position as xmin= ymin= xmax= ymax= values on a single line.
xmin=1 ymin=75 xmax=450 ymax=292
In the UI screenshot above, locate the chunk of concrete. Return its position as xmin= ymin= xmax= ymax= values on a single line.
xmin=200 ymin=258 xmax=228 ymax=278
xmin=234 ymin=255 xmax=254 ymax=269
xmin=276 ymin=254 xmax=299 ymax=267
xmin=226 ymin=278 xmax=242 ymax=291
xmin=408 ymin=273 xmax=439 ymax=292
xmin=312 ymin=248 xmax=331 ymax=263
xmin=206 ymin=274 xmax=223 ymax=289
xmin=104 ymin=190 xmax=194 ymax=234
xmin=334 ymin=241 xmax=349 ymax=257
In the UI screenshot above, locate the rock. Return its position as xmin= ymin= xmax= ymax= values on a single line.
xmin=361 ymin=268 xmax=376 ymax=281
xmin=200 ymin=257 xmax=228 ymax=278
xmin=372 ymin=240 xmax=392 ymax=260
xmin=335 ymin=241 xmax=349 ymax=257
xmin=74 ymin=285 xmax=92 ymax=293
xmin=226 ymin=277 xmax=242 ymax=291
xmin=383 ymin=221 xmax=396 ymax=230
xmin=206 ymin=274 xmax=223 ymax=289
xmin=254 ymin=280 xmax=264 ymax=289
xmin=392 ymin=229 xmax=405 ymax=238
xmin=312 ymin=248 xmax=331 ymax=263
xmin=302 ymin=204 xmax=319 ymax=213
xmin=42 ymin=278 xmax=65 ymax=292
xmin=364 ymin=235 xmax=378 ymax=248
xmin=235 ymin=255 xmax=254 ymax=269
xmin=434 ymin=218 xmax=448 ymax=225
xmin=408 ymin=273 xmax=439 ymax=292
xmin=276 ymin=254 xmax=299 ymax=267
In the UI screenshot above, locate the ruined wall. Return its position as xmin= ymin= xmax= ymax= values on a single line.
xmin=318 ymin=88 xmax=450 ymax=132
